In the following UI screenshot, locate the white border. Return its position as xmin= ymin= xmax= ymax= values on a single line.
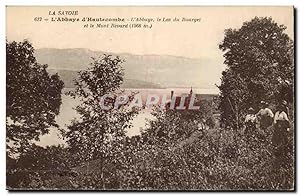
xmin=0 ymin=0 xmax=298 ymax=195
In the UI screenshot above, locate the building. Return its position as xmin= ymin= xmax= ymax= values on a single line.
xmin=166 ymin=87 xmax=201 ymax=111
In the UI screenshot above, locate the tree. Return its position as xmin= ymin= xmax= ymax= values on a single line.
xmin=6 ymin=40 xmax=64 ymax=155
xmin=66 ymin=55 xmax=138 ymax=164
xmin=218 ymin=17 xmax=294 ymax=128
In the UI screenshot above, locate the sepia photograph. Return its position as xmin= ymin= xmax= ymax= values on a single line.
xmin=5 ymin=6 xmax=295 ymax=190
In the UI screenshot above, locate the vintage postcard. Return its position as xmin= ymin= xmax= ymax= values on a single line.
xmin=6 ymin=6 xmax=295 ymax=190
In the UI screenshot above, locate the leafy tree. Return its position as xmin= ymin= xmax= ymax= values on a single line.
xmin=66 ymin=55 xmax=138 ymax=164
xmin=6 ymin=40 xmax=64 ymax=155
xmin=218 ymin=17 xmax=294 ymax=128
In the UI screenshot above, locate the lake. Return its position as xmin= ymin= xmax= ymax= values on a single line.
xmin=37 ymin=88 xmax=218 ymax=146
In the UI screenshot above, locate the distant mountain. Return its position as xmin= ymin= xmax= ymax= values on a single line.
xmin=47 ymin=69 xmax=78 ymax=88
xmin=35 ymin=48 xmax=219 ymax=89
xmin=48 ymin=69 xmax=163 ymax=89
xmin=122 ymin=78 xmax=162 ymax=89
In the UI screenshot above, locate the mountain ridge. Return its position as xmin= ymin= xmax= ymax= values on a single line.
xmin=35 ymin=48 xmax=219 ymax=89
xmin=48 ymin=69 xmax=164 ymax=89
xmin=36 ymin=47 xmax=203 ymax=63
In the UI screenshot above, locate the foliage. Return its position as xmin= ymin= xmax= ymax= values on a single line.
xmin=6 ymin=40 xmax=64 ymax=155
xmin=218 ymin=17 xmax=294 ymax=128
xmin=6 ymin=144 xmax=73 ymax=189
xmin=66 ymin=55 xmax=138 ymax=164
xmin=48 ymin=110 xmax=293 ymax=190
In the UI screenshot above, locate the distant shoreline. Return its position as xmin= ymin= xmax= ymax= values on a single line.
xmin=63 ymin=87 xmax=219 ymax=95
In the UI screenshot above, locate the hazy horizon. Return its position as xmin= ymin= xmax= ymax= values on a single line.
xmin=7 ymin=6 xmax=294 ymax=92
xmin=35 ymin=47 xmax=222 ymax=90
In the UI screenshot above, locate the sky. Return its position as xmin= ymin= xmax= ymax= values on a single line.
xmin=7 ymin=6 xmax=293 ymax=59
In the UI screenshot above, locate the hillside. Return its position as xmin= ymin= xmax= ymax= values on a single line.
xmin=35 ymin=48 xmax=219 ymax=89
xmin=48 ymin=69 xmax=163 ymax=89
